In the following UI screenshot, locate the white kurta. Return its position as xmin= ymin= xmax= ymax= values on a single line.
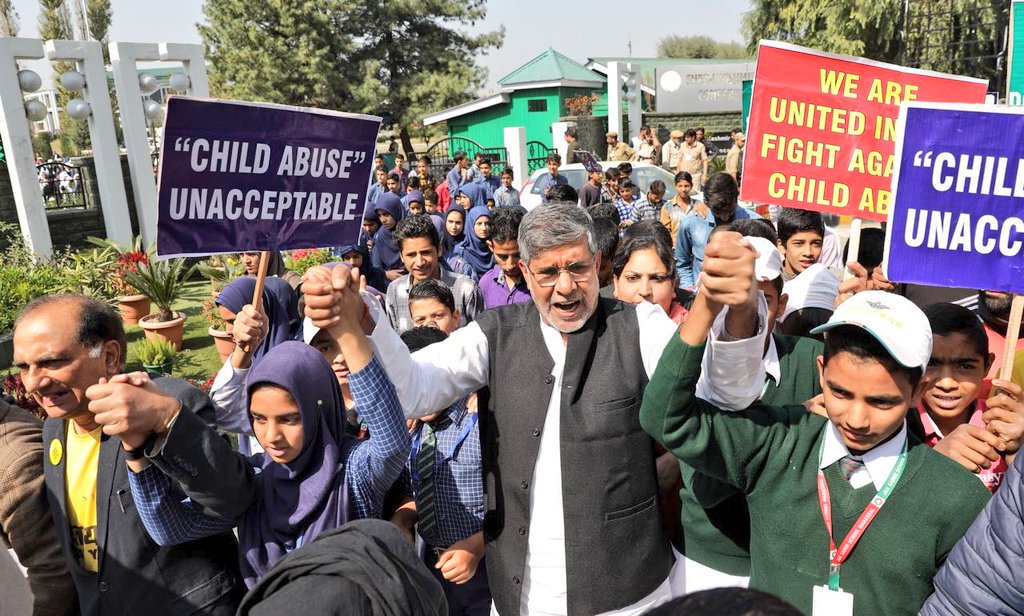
xmin=366 ymin=297 xmax=768 ymax=615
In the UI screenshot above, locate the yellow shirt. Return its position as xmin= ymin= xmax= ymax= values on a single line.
xmin=65 ymin=423 xmax=101 ymax=573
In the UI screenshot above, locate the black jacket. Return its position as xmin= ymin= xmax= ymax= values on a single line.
xmin=42 ymin=378 xmax=252 ymax=616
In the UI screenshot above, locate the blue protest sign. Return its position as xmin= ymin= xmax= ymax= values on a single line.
xmin=156 ymin=97 xmax=381 ymax=257
xmin=885 ymin=103 xmax=1024 ymax=294
xmin=576 ymin=150 xmax=603 ymax=174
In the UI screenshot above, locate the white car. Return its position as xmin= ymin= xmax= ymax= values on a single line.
xmin=519 ymin=161 xmax=696 ymax=211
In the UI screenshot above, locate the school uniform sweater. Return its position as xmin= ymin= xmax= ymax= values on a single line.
xmin=678 ymin=333 xmax=825 ymax=575
xmin=642 ymin=335 xmax=991 ymax=615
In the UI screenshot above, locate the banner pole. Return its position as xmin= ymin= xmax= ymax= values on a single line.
xmin=251 ymin=251 xmax=271 ymax=313
xmin=999 ymin=295 xmax=1024 ymax=381
xmin=843 ymin=218 xmax=863 ymax=281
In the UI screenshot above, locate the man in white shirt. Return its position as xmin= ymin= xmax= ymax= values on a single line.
xmin=303 ymin=203 xmax=767 ymax=615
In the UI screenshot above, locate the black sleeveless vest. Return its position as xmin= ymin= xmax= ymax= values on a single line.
xmin=475 ymin=297 xmax=672 ymax=614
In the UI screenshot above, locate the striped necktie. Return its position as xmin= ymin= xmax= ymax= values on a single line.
xmin=839 ymin=455 xmax=865 ymax=482
xmin=416 ymin=417 xmax=451 ymax=536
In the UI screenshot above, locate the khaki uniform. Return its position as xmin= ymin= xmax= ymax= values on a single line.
xmin=632 ymin=141 xmax=658 ymax=163
xmin=677 ymin=141 xmax=708 ymax=190
xmin=607 ymin=141 xmax=635 ymax=161
xmin=725 ymin=144 xmax=743 ymax=185
xmin=662 ymin=139 xmax=683 ymax=170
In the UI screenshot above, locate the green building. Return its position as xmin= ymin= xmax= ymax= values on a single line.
xmin=423 ymin=48 xmax=605 ymax=149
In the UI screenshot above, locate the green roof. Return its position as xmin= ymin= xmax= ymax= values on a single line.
xmin=498 ymin=48 xmax=605 ymax=87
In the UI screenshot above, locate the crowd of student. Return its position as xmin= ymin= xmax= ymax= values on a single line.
xmin=4 ymin=138 xmax=1024 ymax=616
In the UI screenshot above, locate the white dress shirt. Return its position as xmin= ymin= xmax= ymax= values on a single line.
xmin=367 ymin=297 xmax=768 ymax=615
xmin=819 ymin=422 xmax=909 ymax=490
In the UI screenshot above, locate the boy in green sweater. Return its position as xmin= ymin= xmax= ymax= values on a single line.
xmin=642 ymin=231 xmax=990 ymax=615
xmin=678 ymin=230 xmax=827 ymax=591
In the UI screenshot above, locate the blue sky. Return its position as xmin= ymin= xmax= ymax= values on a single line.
xmin=10 ymin=0 xmax=752 ymax=91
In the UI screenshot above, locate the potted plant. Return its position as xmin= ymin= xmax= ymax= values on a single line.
xmin=87 ymin=236 xmax=152 ymax=324
xmin=203 ymin=299 xmax=235 ymax=362
xmin=124 ymin=257 xmax=197 ymax=350
xmin=197 ymin=255 xmax=247 ymax=299
xmin=134 ymin=337 xmax=177 ymax=377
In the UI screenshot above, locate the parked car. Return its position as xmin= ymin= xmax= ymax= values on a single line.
xmin=520 ymin=162 xmax=692 ymax=211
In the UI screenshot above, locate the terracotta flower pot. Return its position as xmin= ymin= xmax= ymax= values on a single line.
xmin=117 ymin=294 xmax=151 ymax=325
xmin=139 ymin=312 xmax=186 ymax=350
xmin=209 ymin=326 xmax=235 ymax=362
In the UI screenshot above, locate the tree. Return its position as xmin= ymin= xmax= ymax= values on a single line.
xmin=657 ymin=35 xmax=750 ymax=59
xmin=86 ymin=0 xmax=112 ymax=46
xmin=0 ymin=0 xmax=19 ymax=36
xmin=742 ymin=0 xmax=902 ymax=63
xmin=743 ymin=0 xmax=1007 ymax=88
xmin=198 ymin=0 xmax=358 ymax=106
xmin=343 ymin=0 xmax=504 ymax=154
xmin=198 ymin=0 xmax=503 ymax=154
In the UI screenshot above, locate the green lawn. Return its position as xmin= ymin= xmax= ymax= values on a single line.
xmin=124 ymin=280 xmax=225 ymax=382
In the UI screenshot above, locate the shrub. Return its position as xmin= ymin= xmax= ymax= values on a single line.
xmin=2 ymin=373 xmax=43 ymax=419
xmin=286 ymin=248 xmax=334 ymax=275
xmin=134 ymin=337 xmax=177 ymax=366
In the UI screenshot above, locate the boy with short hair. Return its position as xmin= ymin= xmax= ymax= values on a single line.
xmin=579 ymin=168 xmax=603 ymax=208
xmin=534 ymin=153 xmax=568 ymax=204
xmin=387 ymin=173 xmax=402 ymax=196
xmin=631 ymin=180 xmax=666 ymax=223
xmin=601 ymin=168 xmax=620 ymax=204
xmin=492 ymin=168 xmax=520 ymax=208
xmin=913 ymin=302 xmax=1024 ymax=493
xmin=368 ymin=167 xmax=388 ymax=205
xmin=423 ymin=190 xmax=440 ymax=216
xmin=476 ymin=158 xmax=500 ymax=199
xmin=479 ymin=206 xmax=530 ymax=309
xmin=392 ymin=153 xmax=407 ymax=182
xmin=641 ymin=232 xmax=991 ymax=615
xmin=392 ymin=326 xmax=489 ymax=614
xmin=777 ymin=208 xmax=825 ymax=283
xmin=592 ymin=217 xmax=620 ymax=292
xmin=386 ymin=215 xmax=482 ymax=333
xmin=407 ymin=279 xmax=461 ymax=334
xmin=464 ymin=152 xmax=484 ymax=185
xmin=615 ymin=181 xmax=638 ymax=229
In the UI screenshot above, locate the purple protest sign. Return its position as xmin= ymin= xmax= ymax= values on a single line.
xmin=885 ymin=102 xmax=1024 ymax=294
xmin=156 ymin=97 xmax=381 ymax=257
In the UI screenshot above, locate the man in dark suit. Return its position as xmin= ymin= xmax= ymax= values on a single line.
xmin=13 ymin=295 xmax=252 ymax=616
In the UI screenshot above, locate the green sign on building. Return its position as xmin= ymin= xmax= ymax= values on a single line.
xmin=1009 ymin=0 xmax=1024 ymax=104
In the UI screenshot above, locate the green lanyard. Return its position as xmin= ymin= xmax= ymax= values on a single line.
xmin=816 ymin=436 xmax=908 ymax=591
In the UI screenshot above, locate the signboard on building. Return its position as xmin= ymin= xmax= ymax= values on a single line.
xmin=656 ymin=61 xmax=756 ymax=113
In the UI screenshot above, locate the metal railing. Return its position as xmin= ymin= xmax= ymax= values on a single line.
xmin=36 ymin=161 xmax=87 ymax=210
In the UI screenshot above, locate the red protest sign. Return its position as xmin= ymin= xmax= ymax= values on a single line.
xmin=741 ymin=41 xmax=987 ymax=221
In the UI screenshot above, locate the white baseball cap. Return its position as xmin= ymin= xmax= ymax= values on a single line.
xmin=810 ymin=290 xmax=932 ymax=370
xmin=745 ymin=236 xmax=783 ymax=283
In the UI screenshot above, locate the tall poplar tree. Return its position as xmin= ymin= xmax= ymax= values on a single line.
xmin=0 ymin=0 xmax=19 ymax=37
xmin=198 ymin=0 xmax=503 ymax=153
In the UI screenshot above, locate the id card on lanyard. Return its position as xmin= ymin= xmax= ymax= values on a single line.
xmin=813 ymin=437 xmax=908 ymax=616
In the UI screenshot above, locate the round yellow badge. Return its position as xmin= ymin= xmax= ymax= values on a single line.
xmin=49 ymin=439 xmax=62 ymax=466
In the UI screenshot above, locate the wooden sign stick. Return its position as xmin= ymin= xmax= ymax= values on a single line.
xmin=999 ymin=294 xmax=1024 ymax=381
xmin=251 ymin=251 xmax=271 ymax=313
xmin=843 ymin=218 xmax=863 ymax=281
